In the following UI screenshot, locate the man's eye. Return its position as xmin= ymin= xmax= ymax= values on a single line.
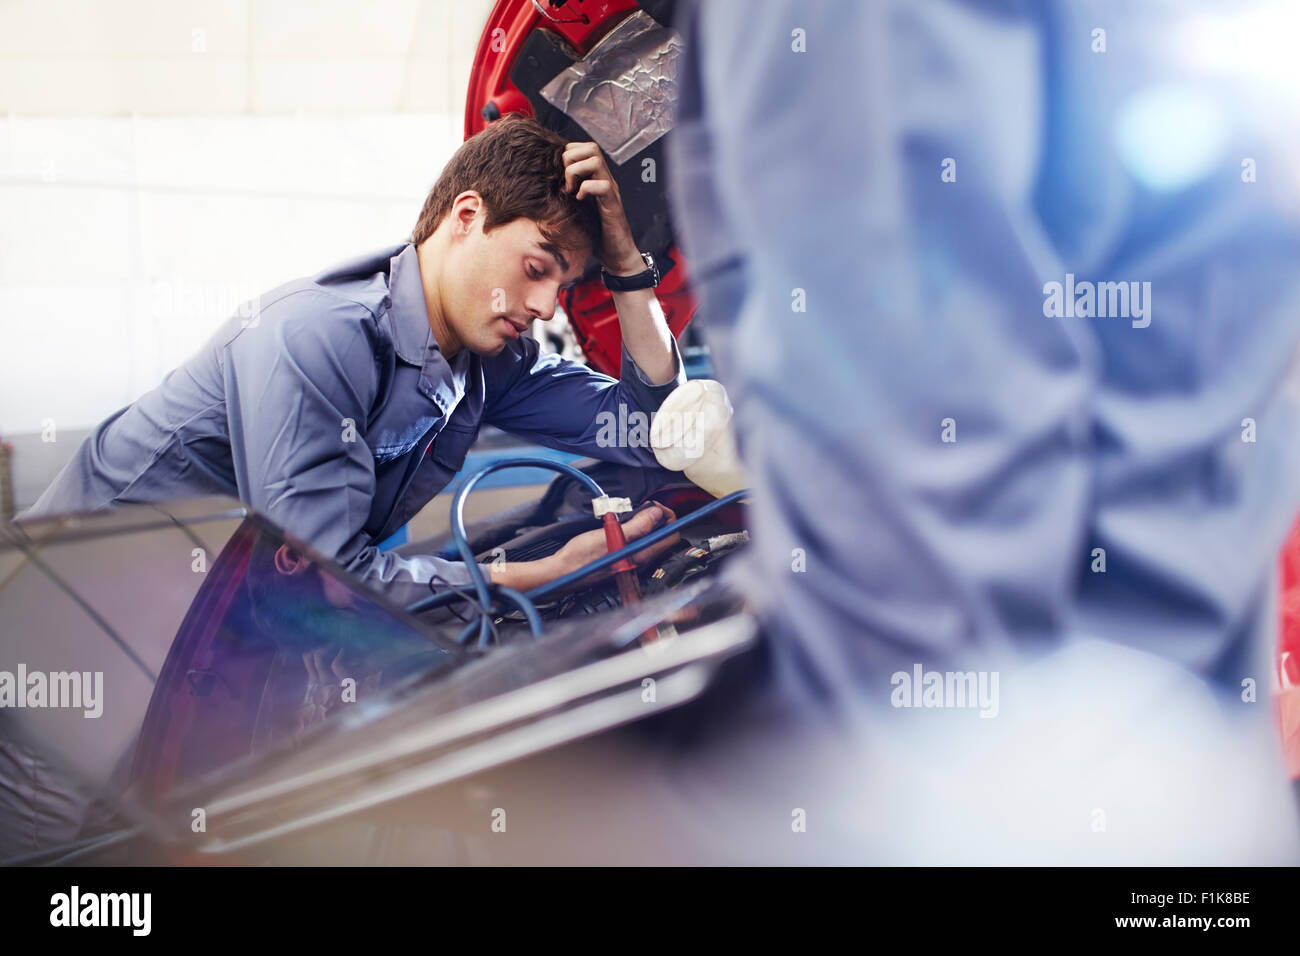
xmin=526 ymin=263 xmax=543 ymax=280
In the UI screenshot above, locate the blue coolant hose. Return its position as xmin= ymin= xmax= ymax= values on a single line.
xmin=404 ymin=456 xmax=748 ymax=644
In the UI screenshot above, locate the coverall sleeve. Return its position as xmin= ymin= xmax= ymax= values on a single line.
xmin=222 ymin=291 xmax=491 ymax=611
xmin=483 ymin=333 xmax=687 ymax=468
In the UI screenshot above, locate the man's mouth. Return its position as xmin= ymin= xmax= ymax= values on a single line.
xmin=498 ymin=316 xmax=528 ymax=339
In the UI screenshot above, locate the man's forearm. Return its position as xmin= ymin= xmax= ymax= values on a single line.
xmin=608 ymin=254 xmax=678 ymax=386
xmin=562 ymin=141 xmax=680 ymax=386
xmin=489 ymin=555 xmax=562 ymax=593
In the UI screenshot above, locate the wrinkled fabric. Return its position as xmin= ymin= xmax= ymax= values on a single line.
xmin=20 ymin=242 xmax=685 ymax=609
xmin=668 ymin=0 xmax=1300 ymax=706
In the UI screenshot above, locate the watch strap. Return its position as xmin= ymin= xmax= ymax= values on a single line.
xmin=601 ymin=252 xmax=659 ymax=292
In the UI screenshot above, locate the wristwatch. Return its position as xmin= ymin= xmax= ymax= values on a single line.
xmin=600 ymin=251 xmax=660 ymax=292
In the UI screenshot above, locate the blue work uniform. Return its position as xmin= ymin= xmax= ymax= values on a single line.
xmin=668 ymin=0 xmax=1300 ymax=700
xmin=19 ymin=242 xmax=685 ymax=608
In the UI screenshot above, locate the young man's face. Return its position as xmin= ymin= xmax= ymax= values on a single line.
xmin=443 ymin=203 xmax=590 ymax=356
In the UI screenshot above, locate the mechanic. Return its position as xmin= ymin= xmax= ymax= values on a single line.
xmin=18 ymin=114 xmax=685 ymax=607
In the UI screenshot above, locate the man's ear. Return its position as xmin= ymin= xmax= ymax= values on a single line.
xmin=450 ymin=191 xmax=484 ymax=237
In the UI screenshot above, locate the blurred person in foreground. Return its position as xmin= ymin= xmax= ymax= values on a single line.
xmin=458 ymin=0 xmax=1300 ymax=864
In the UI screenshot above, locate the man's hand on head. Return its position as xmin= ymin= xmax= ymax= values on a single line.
xmin=562 ymin=141 xmax=643 ymax=275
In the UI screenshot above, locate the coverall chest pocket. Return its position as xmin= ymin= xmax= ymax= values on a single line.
xmin=380 ymin=422 xmax=481 ymax=540
xmin=428 ymin=423 xmax=479 ymax=475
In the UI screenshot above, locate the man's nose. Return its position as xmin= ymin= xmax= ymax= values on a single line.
xmin=524 ymin=291 xmax=558 ymax=322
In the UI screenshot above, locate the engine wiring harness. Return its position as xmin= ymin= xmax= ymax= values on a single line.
xmin=404 ymin=456 xmax=748 ymax=648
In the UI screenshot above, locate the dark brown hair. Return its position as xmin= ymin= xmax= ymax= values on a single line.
xmin=411 ymin=113 xmax=602 ymax=260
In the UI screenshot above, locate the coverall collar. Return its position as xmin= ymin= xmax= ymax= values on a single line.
xmin=387 ymin=241 xmax=472 ymax=415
